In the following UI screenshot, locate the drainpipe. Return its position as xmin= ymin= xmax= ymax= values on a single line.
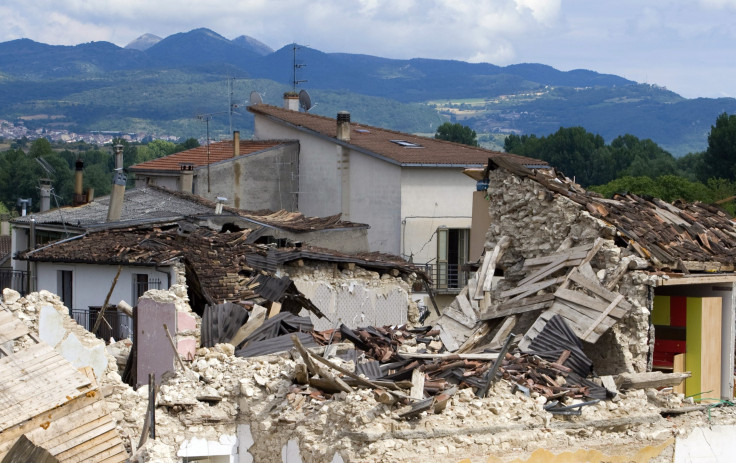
xmin=27 ymin=218 xmax=36 ymax=294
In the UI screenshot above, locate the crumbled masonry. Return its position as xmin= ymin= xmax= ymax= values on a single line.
xmin=2 ymin=286 xmax=735 ymax=462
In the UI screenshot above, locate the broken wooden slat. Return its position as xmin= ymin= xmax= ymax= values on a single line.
xmin=229 ymin=304 xmax=267 ymax=348
xmin=579 ymin=294 xmax=624 ymax=342
xmin=482 ymin=236 xmax=510 ymax=292
xmin=488 ymin=315 xmax=518 ymax=349
xmin=483 ymin=293 xmax=555 ymax=320
xmin=554 ymin=288 xmax=628 ymax=319
xmin=410 ymin=369 xmax=425 ymax=400
xmin=614 ymin=371 xmax=691 ymax=390
xmin=501 ymin=276 xmax=566 ymax=302
xmin=517 ymin=254 xmax=569 ymax=288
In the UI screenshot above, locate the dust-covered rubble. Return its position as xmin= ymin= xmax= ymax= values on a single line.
xmin=2 ymin=286 xmax=735 ymax=463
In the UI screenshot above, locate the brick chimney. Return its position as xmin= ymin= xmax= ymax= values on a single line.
xmin=283 ymin=92 xmax=299 ymax=111
xmin=337 ymin=111 xmax=351 ymax=141
xmin=233 ymin=131 xmax=240 ymax=158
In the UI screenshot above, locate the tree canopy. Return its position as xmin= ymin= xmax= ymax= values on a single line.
xmin=701 ymin=112 xmax=736 ymax=182
xmin=435 ymin=122 xmax=479 ymax=146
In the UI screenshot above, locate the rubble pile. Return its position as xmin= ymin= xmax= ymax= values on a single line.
xmin=2 ymin=283 xmax=735 ymax=462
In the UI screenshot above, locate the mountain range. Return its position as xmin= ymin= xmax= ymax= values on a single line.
xmin=1 ymin=27 xmax=734 ymax=156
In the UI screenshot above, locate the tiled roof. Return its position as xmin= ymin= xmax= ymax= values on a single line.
xmin=11 ymin=186 xmax=223 ymax=228
xmin=490 ymin=156 xmax=736 ymax=272
xmin=247 ymin=104 xmax=548 ymax=168
xmin=10 ymin=185 xmax=366 ymax=233
xmin=21 ymin=223 xmax=422 ymax=304
xmin=128 ymin=140 xmax=290 ymax=172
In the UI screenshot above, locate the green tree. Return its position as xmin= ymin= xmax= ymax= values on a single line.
xmin=702 ymin=112 xmax=736 ymax=181
xmin=435 ymin=122 xmax=479 ymax=146
xmin=28 ymin=138 xmax=53 ymax=158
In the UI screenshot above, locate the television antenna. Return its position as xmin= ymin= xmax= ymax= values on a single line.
xmin=196 ymin=111 xmax=227 ymax=193
xmin=227 ymin=77 xmax=246 ymax=135
xmin=298 ymin=89 xmax=313 ymax=112
xmin=292 ymin=43 xmax=307 ymax=92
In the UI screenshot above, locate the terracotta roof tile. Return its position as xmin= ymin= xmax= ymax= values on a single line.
xmin=129 ymin=140 xmax=290 ymax=172
xmin=247 ymin=104 xmax=548 ymax=168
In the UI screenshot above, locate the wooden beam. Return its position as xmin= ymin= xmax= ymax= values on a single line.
xmin=580 ymin=294 xmax=624 ymax=342
xmin=229 ymin=304 xmax=267 ymax=348
xmin=614 ymin=371 xmax=691 ymax=390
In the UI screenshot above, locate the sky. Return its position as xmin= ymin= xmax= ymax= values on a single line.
xmin=1 ymin=0 xmax=736 ymax=99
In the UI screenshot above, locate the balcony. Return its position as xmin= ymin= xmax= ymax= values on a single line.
xmin=417 ymin=262 xmax=470 ymax=294
xmin=72 ymin=307 xmax=134 ymax=343
xmin=0 ymin=269 xmax=28 ymax=295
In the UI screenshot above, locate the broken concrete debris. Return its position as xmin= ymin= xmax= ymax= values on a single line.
xmin=1 ymin=283 xmax=734 ymax=463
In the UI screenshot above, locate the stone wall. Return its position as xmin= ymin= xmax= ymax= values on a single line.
xmin=485 ymin=169 xmax=653 ymax=373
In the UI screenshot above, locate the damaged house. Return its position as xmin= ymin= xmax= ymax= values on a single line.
xmin=456 ymin=157 xmax=736 ymax=401
xmin=247 ymin=100 xmax=547 ymax=303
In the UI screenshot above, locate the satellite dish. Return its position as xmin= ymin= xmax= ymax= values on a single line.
xmin=250 ymin=91 xmax=263 ymax=105
xmin=299 ymin=89 xmax=312 ymax=112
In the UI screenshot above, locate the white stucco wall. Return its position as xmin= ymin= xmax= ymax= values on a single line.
xmin=254 ymin=117 xmax=341 ymax=217
xmin=35 ymin=262 xmax=173 ymax=312
xmin=400 ymin=167 xmax=476 ymax=264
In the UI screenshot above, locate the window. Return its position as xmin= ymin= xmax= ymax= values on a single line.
xmin=132 ymin=273 xmax=162 ymax=305
xmin=57 ymin=270 xmax=73 ymax=312
xmin=390 ymin=139 xmax=424 ymax=148
xmin=436 ymin=228 xmax=469 ymax=289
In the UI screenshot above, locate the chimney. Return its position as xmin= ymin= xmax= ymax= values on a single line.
xmin=106 ymin=144 xmax=126 ymax=222
xmin=233 ymin=131 xmax=240 ymax=158
xmin=0 ymin=214 xmax=9 ymax=236
xmin=283 ymin=92 xmax=299 ymax=111
xmin=39 ymin=178 xmax=52 ymax=212
xmin=337 ymin=111 xmax=351 ymax=141
xmin=73 ymin=158 xmax=85 ymax=206
xmin=86 ymin=188 xmax=95 ymax=203
xmin=179 ymin=163 xmax=194 ymax=193
xmin=114 ymin=143 xmax=124 ymax=170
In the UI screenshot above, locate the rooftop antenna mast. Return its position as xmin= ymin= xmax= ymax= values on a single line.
xmin=196 ymin=111 xmax=227 ymax=193
xmin=292 ymin=43 xmax=307 ymax=92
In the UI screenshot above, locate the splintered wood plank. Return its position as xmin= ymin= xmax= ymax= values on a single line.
xmin=229 ymin=304 xmax=267 ymax=347
xmin=443 ymin=304 xmax=476 ymax=329
xmin=580 ymin=294 xmax=624 ymax=342
xmin=500 ymin=276 xmax=566 ymax=301
xmin=436 ymin=324 xmax=460 ymax=352
xmin=482 ymin=236 xmax=510 ymax=292
xmin=522 ymin=245 xmax=591 ymax=267
xmin=455 ymin=294 xmax=477 ymax=322
xmin=567 ymin=268 xmax=633 ymax=313
xmin=489 ymin=315 xmax=517 ymax=348
xmin=0 ymin=344 xmax=92 ymax=432
xmin=0 ymin=311 xmax=29 ymax=343
xmin=484 ymin=293 xmax=555 ymax=320
xmin=473 ymin=250 xmax=494 ymax=300
xmin=0 ymin=394 xmax=99 ymax=456
xmin=554 ymin=288 xmax=628 ymax=319
xmin=517 ymin=254 xmax=569 ymax=288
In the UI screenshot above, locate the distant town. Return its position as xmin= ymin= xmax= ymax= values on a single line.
xmin=0 ymin=118 xmax=181 ymax=145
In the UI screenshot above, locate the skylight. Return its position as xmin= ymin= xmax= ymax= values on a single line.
xmin=390 ymin=140 xmax=424 ymax=148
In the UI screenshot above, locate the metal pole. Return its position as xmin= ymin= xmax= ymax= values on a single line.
xmin=206 ymin=117 xmax=211 ymax=193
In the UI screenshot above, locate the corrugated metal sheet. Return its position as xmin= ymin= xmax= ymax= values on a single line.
xmin=235 ymin=332 xmax=317 ymax=357
xmin=201 ymin=302 xmax=249 ymax=347
xmin=524 ymin=314 xmax=593 ymax=377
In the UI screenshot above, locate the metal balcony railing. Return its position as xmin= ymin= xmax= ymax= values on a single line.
xmin=0 ymin=269 xmax=29 ymax=296
xmin=72 ymin=308 xmax=134 ymax=343
xmin=418 ymin=263 xmax=470 ymax=294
